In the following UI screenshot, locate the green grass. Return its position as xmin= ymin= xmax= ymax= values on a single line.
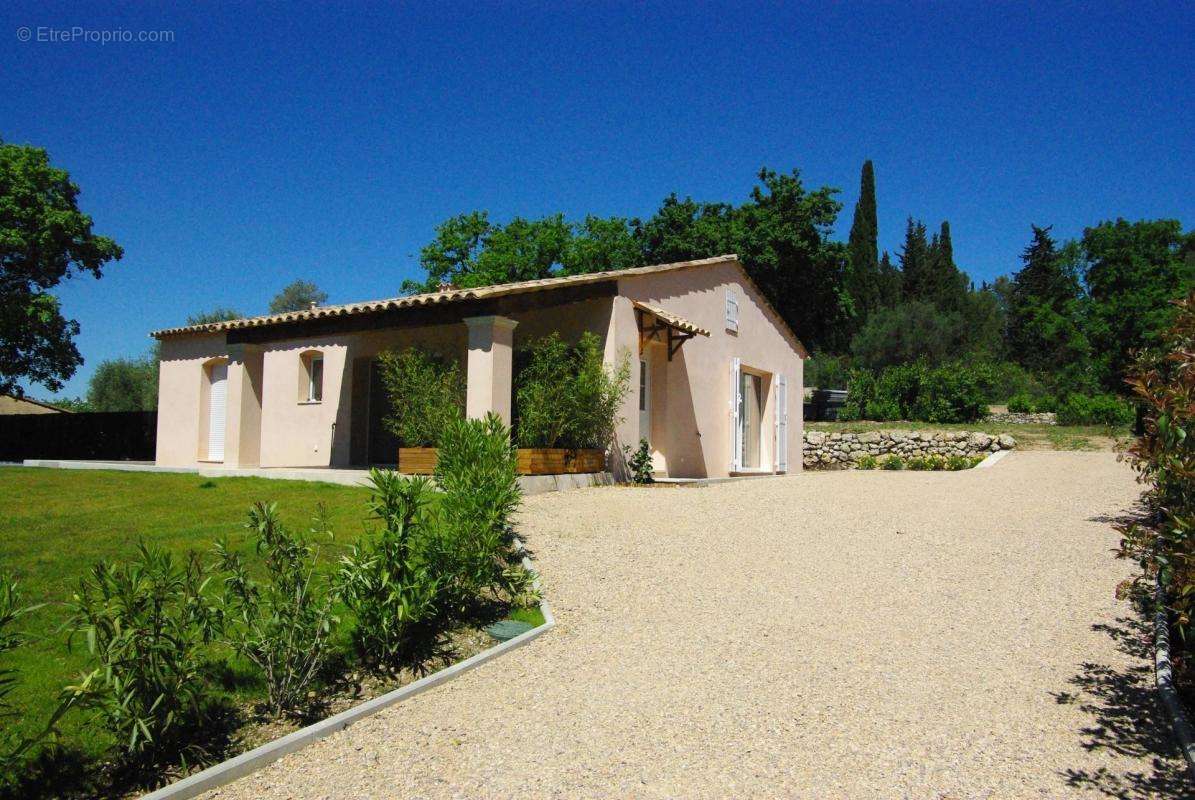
xmin=805 ymin=420 xmax=1128 ymax=451
xmin=0 ymin=468 xmax=372 ymax=771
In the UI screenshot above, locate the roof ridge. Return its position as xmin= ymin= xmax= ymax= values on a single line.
xmin=152 ymin=254 xmax=738 ymax=338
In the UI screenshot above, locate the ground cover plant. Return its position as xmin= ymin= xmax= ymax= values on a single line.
xmin=0 ymin=418 xmax=542 ymax=797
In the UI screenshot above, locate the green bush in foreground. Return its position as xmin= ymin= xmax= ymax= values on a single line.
xmin=216 ymin=503 xmax=339 ymax=718
xmin=62 ymin=545 xmax=220 ymax=765
xmin=434 ymin=414 xmax=524 ymax=613
xmin=855 ymin=454 xmax=878 ymax=470
xmin=337 ymin=471 xmax=442 ymax=668
xmin=880 ymin=455 xmax=903 ymax=470
xmin=625 ymin=438 xmax=655 ymax=483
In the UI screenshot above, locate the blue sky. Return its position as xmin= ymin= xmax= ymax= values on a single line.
xmin=3 ymin=1 xmax=1192 ymax=398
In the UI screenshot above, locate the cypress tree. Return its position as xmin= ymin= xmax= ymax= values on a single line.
xmin=846 ymin=160 xmax=879 ymax=317
xmin=899 ymin=218 xmax=931 ymax=302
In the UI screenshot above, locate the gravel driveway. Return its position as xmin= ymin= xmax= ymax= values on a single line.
xmin=206 ymin=451 xmax=1187 ymax=799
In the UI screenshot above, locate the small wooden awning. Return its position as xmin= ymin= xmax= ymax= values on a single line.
xmin=633 ymin=301 xmax=710 ymax=360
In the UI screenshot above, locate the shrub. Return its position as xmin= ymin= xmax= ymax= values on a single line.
xmin=806 ymin=352 xmax=852 ymax=389
xmin=215 ymin=503 xmax=338 ymax=718
xmin=906 ymin=456 xmax=930 ymax=471
xmin=946 ymin=454 xmax=981 ymax=471
xmin=378 ymin=347 xmax=465 ymax=447
xmin=0 ymin=574 xmax=41 ymax=773
xmin=1118 ymin=292 xmax=1195 ymax=638
xmin=62 ymin=545 xmax=220 ymax=763
xmin=1055 ymin=393 xmax=1134 ymax=427
xmin=337 ymin=471 xmax=441 ymax=668
xmin=855 ymin=455 xmax=878 ymax=470
xmin=880 ymin=455 xmax=903 ymax=470
xmin=625 ymin=439 xmax=654 ymax=484
xmin=514 ymin=333 xmax=629 ymax=450
xmin=433 ymin=414 xmax=524 ymax=612
xmin=841 ymin=360 xmax=988 ymax=423
xmin=1007 ymin=392 xmax=1035 ymax=414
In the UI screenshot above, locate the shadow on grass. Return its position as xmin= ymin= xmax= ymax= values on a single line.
xmin=1058 ymin=614 xmax=1191 ymax=798
xmin=0 ymin=698 xmax=242 ymax=800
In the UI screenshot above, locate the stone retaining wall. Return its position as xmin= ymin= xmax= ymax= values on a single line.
xmin=985 ymin=411 xmax=1056 ymax=425
xmin=803 ymin=430 xmax=1016 ymax=470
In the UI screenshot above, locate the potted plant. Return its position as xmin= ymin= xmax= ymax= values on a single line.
xmin=512 ymin=332 xmax=629 ymax=475
xmin=378 ymin=347 xmax=465 ymax=473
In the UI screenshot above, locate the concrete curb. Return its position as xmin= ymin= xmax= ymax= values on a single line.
xmin=974 ymin=449 xmax=1011 ymax=469
xmin=140 ymin=546 xmax=553 ymax=800
xmin=1154 ymin=574 xmax=1195 ymax=781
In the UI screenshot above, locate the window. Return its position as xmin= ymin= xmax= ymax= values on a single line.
xmin=300 ymin=351 xmax=323 ymax=403
xmin=639 ymin=359 xmax=648 ymax=411
xmin=725 ymin=290 xmax=739 ymax=333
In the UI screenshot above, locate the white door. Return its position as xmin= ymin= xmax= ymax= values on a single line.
xmin=208 ymin=362 xmax=227 ymax=461
xmin=638 ymin=357 xmax=651 ymax=445
xmin=775 ymin=374 xmax=788 ymax=473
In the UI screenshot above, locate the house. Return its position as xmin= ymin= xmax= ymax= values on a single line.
xmin=152 ymin=255 xmax=805 ymax=479
xmin=0 ymin=394 xmax=71 ymax=415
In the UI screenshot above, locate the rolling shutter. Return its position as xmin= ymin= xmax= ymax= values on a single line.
xmin=208 ymin=363 xmax=227 ymax=461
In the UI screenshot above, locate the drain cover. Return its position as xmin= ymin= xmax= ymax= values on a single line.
xmin=484 ymin=620 xmax=535 ymax=641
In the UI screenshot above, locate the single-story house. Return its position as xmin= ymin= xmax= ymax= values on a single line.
xmin=152 ymin=255 xmax=805 ymax=479
xmin=0 ymin=394 xmax=71 ymax=415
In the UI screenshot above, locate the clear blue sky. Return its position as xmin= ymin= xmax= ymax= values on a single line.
xmin=3 ymin=1 xmax=1192 ymax=398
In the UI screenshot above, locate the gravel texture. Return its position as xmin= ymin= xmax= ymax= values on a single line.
xmin=204 ymin=451 xmax=1187 ymax=799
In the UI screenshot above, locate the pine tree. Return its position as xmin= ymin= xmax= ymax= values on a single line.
xmin=846 ymin=160 xmax=879 ymax=319
xmin=899 ymin=218 xmax=931 ymax=302
xmin=1007 ymin=225 xmax=1090 ymax=379
xmin=877 ymin=251 xmax=901 ymax=306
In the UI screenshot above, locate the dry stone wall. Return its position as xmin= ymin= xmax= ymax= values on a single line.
xmin=803 ymin=430 xmax=1016 ymax=469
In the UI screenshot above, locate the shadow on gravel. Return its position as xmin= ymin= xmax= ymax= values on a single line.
xmin=1056 ymin=615 xmax=1191 ymax=798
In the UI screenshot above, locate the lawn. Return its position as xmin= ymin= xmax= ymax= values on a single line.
xmin=0 ymin=468 xmax=372 ymax=776
xmin=804 ymin=420 xmax=1130 ymax=451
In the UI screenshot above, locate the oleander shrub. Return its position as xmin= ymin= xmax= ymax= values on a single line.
xmin=215 ymin=503 xmax=339 ymax=717
xmin=1118 ymin=293 xmax=1195 ymax=638
xmin=1055 ymin=393 xmax=1134 ymax=427
xmin=0 ymin=574 xmax=41 ymax=775
xmin=880 ymin=455 xmax=903 ymax=470
xmin=514 ymin=332 xmax=629 ymax=450
xmin=337 ymin=471 xmax=442 ymax=668
xmin=62 ymin=544 xmax=221 ymax=764
xmin=378 ymin=347 xmax=465 ymax=447
xmin=433 ymin=414 xmax=524 ymax=612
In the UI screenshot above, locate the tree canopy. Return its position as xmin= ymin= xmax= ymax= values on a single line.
xmin=0 ymin=140 xmax=123 ymax=395
xmin=269 ymin=280 xmax=328 ymax=313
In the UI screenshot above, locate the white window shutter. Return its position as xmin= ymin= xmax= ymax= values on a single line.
xmin=730 ymin=357 xmax=742 ymax=472
xmin=776 ymin=374 xmax=788 ymax=473
xmin=208 ymin=363 xmax=227 ymax=462
xmin=725 ymin=291 xmax=739 ymax=332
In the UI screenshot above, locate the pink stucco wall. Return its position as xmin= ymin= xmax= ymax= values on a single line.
xmin=153 ymin=261 xmax=803 ymax=478
xmin=616 ymin=261 xmax=804 ymax=478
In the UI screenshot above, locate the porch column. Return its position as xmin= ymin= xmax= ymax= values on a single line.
xmin=223 ymin=343 xmax=264 ymax=467
xmin=463 ymin=315 xmax=518 ymax=425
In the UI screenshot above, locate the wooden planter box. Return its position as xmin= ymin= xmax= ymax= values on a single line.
xmin=516 ymin=448 xmax=605 ymax=475
xmin=397 ymin=447 xmax=439 ymax=474
xmin=397 ymin=447 xmax=605 ymax=475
